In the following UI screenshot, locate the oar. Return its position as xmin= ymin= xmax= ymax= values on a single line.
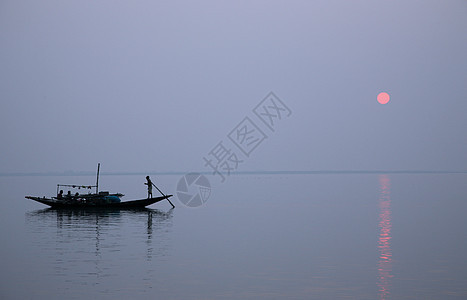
xmin=152 ymin=182 xmax=175 ymax=208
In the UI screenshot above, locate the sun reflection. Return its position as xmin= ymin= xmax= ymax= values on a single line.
xmin=378 ymin=174 xmax=392 ymax=300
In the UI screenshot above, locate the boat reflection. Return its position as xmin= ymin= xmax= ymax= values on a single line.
xmin=377 ymin=175 xmax=393 ymax=299
xmin=26 ymin=208 xmax=174 ymax=260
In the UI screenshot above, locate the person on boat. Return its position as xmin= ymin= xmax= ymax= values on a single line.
xmin=145 ymin=176 xmax=153 ymax=198
xmin=57 ymin=190 xmax=64 ymax=199
xmin=66 ymin=191 xmax=72 ymax=198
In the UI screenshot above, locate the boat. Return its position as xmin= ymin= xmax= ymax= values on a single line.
xmin=25 ymin=164 xmax=174 ymax=209
xmin=25 ymin=194 xmax=174 ymax=209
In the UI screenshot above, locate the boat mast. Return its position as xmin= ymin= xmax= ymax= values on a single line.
xmin=96 ymin=163 xmax=100 ymax=194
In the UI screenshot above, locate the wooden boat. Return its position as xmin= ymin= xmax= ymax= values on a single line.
xmin=25 ymin=163 xmax=174 ymax=209
xmin=25 ymin=194 xmax=173 ymax=209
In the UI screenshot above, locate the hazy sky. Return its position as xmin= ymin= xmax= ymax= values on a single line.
xmin=1 ymin=0 xmax=466 ymax=174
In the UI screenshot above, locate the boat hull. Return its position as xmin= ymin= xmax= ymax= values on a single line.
xmin=25 ymin=195 xmax=173 ymax=209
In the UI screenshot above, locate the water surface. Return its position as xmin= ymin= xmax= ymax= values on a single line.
xmin=0 ymin=173 xmax=466 ymax=299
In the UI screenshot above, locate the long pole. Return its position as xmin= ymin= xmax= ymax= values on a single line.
xmin=152 ymin=182 xmax=175 ymax=208
xmin=96 ymin=163 xmax=100 ymax=194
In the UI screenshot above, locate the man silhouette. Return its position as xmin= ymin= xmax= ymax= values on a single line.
xmin=145 ymin=176 xmax=153 ymax=198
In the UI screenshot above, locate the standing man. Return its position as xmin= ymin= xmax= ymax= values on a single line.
xmin=145 ymin=176 xmax=153 ymax=199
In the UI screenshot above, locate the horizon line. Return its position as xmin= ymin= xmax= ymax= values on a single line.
xmin=1 ymin=169 xmax=467 ymax=177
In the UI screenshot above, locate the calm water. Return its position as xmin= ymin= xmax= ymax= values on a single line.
xmin=0 ymin=173 xmax=466 ymax=299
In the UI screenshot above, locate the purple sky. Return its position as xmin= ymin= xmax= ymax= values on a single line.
xmin=1 ymin=0 xmax=466 ymax=173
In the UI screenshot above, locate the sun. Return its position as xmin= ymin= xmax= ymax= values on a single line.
xmin=377 ymin=92 xmax=390 ymax=104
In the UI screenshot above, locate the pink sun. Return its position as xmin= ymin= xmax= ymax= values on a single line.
xmin=377 ymin=92 xmax=390 ymax=104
